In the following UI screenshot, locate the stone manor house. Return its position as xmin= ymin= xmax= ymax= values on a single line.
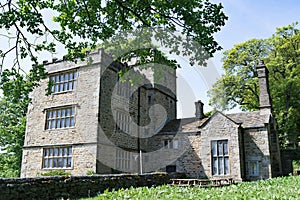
xmin=21 ymin=49 xmax=282 ymax=181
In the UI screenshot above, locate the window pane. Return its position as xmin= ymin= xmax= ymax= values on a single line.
xmin=74 ymin=71 xmax=78 ymax=79
xmin=54 ymin=84 xmax=58 ymax=92
xmin=64 ymin=82 xmax=68 ymax=91
xmin=60 ymin=109 xmax=64 ymax=117
xmin=58 ymin=158 xmax=63 ymax=167
xmin=66 ymin=118 xmax=70 ymax=127
xmin=68 ymin=148 xmax=72 ymax=156
xmin=173 ymin=140 xmax=179 ymax=149
xmin=64 ymin=73 xmax=69 ymax=81
xmin=49 ymin=158 xmax=53 ymax=167
xmin=164 ymin=140 xmax=168 ymax=148
xmin=44 ymin=158 xmax=49 ymax=168
xmin=70 ymin=117 xmax=75 ymax=127
xmin=51 ymin=120 xmax=56 ymax=129
xmin=48 ymin=111 xmax=52 ymax=119
xmin=54 ymin=148 xmax=58 ymax=156
xmin=218 ymin=141 xmax=223 ymax=156
xmin=52 ymin=110 xmax=57 ymax=118
xmin=61 ymin=118 xmax=65 ymax=127
xmin=63 ymin=158 xmax=67 ymax=167
xmin=69 ymin=73 xmax=73 ymax=80
xmin=212 ymin=141 xmax=217 ymax=156
xmin=67 ymin=158 xmax=72 ymax=167
xmin=66 ymin=108 xmax=71 ymax=116
xmin=218 ymin=157 xmax=224 ymax=174
xmin=47 ymin=120 xmax=51 ymax=130
xmin=59 ymin=83 xmax=63 ymax=91
xmin=224 ymin=157 xmax=229 ymax=175
xmin=57 ymin=110 xmax=61 ymax=117
xmin=60 ymin=74 xmax=64 ymax=82
xmin=59 ymin=148 xmax=63 ymax=156
xmin=71 ymin=107 xmax=75 ymax=115
xmin=49 ymin=149 xmax=53 ymax=156
xmin=56 ymin=119 xmax=61 ymax=128
xmin=69 ymin=81 xmax=73 ymax=90
xmin=224 ymin=141 xmax=228 ymax=155
xmin=213 ymin=158 xmax=218 ymax=175
xmin=44 ymin=149 xmax=48 ymax=156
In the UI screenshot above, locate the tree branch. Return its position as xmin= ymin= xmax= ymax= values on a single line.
xmin=114 ymin=0 xmax=150 ymax=27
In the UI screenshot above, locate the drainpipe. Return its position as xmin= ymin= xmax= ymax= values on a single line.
xmin=137 ymin=87 xmax=142 ymax=174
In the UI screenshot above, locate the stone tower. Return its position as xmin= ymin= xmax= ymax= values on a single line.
xmin=20 ymin=49 xmax=177 ymax=177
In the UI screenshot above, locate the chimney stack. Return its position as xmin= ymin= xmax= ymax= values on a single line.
xmin=195 ymin=100 xmax=205 ymax=119
xmin=256 ymin=61 xmax=271 ymax=115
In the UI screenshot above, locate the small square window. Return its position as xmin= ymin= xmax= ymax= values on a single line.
xmin=248 ymin=160 xmax=259 ymax=176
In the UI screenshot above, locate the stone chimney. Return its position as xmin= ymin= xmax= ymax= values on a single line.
xmin=256 ymin=61 xmax=272 ymax=115
xmin=195 ymin=100 xmax=205 ymax=119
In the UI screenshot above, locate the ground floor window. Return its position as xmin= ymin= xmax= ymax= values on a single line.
xmin=43 ymin=146 xmax=72 ymax=169
xmin=211 ymin=140 xmax=229 ymax=175
xmin=248 ymin=160 xmax=259 ymax=176
xmin=115 ymin=149 xmax=131 ymax=171
xmin=166 ymin=165 xmax=176 ymax=173
xmin=163 ymin=139 xmax=179 ymax=149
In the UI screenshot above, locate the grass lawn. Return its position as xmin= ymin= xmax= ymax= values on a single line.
xmin=81 ymin=175 xmax=300 ymax=200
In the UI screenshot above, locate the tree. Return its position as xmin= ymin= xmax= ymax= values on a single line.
xmin=0 ymin=0 xmax=228 ymax=78
xmin=208 ymin=23 xmax=300 ymax=148
xmin=0 ymin=66 xmax=46 ymax=177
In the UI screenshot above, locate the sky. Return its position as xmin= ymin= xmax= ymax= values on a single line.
xmin=0 ymin=0 xmax=300 ymax=119
xmin=177 ymin=0 xmax=300 ymax=118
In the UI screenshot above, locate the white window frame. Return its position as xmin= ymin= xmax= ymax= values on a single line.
xmin=43 ymin=146 xmax=72 ymax=169
xmin=50 ymin=70 xmax=78 ymax=93
xmin=45 ymin=106 xmax=75 ymax=130
xmin=211 ymin=140 xmax=229 ymax=175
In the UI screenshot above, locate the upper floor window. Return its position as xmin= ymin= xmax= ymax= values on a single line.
xmin=115 ymin=111 xmax=131 ymax=133
xmin=50 ymin=70 xmax=78 ymax=93
xmin=46 ymin=106 xmax=75 ymax=130
xmin=212 ymin=140 xmax=229 ymax=175
xmin=116 ymin=80 xmax=132 ymax=98
xmin=43 ymin=146 xmax=72 ymax=169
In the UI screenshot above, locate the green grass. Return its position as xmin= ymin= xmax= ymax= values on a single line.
xmin=81 ymin=176 xmax=300 ymax=200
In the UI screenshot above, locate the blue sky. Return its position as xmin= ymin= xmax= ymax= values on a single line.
xmin=177 ymin=0 xmax=300 ymax=118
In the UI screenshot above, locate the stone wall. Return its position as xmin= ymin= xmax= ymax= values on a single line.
xmin=200 ymin=112 xmax=243 ymax=181
xmin=0 ymin=173 xmax=170 ymax=200
xmin=243 ymin=127 xmax=271 ymax=181
xmin=21 ymin=49 xmax=108 ymax=177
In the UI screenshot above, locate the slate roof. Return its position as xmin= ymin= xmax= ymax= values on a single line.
xmin=226 ymin=111 xmax=270 ymax=128
xmin=158 ymin=111 xmax=270 ymax=134
xmin=158 ymin=117 xmax=209 ymax=133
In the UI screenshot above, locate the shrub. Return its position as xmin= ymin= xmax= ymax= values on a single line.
xmin=41 ymin=170 xmax=71 ymax=176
